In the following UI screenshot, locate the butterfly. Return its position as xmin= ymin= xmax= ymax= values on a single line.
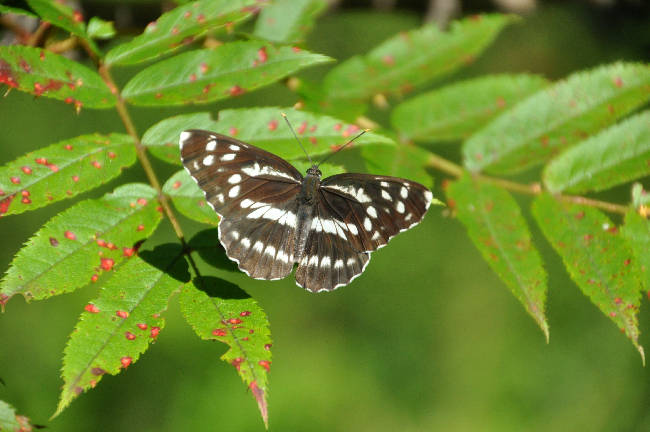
xmin=179 ymin=123 xmax=433 ymax=292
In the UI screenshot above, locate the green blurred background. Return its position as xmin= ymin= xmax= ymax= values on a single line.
xmin=2 ymin=1 xmax=650 ymax=431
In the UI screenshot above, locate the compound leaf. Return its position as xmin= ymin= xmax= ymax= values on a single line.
xmin=254 ymin=0 xmax=327 ymax=44
xmin=163 ymin=170 xmax=220 ymax=225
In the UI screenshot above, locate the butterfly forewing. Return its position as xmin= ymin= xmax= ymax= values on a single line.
xmin=179 ymin=129 xmax=433 ymax=292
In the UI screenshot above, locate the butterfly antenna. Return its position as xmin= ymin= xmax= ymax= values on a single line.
xmin=317 ymin=128 xmax=369 ymax=167
xmin=283 ymin=113 xmax=314 ymax=166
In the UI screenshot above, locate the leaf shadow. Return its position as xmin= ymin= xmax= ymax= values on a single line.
xmin=188 ymin=228 xmax=239 ymax=273
xmin=138 ymin=243 xmax=191 ymax=283
xmin=192 ymin=276 xmax=250 ymax=301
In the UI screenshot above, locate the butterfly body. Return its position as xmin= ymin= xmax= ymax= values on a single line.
xmin=180 ymin=129 xmax=433 ymax=292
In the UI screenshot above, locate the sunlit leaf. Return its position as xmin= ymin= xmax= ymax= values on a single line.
xmin=87 ymin=17 xmax=116 ymax=40
xmin=0 ymin=184 xmax=162 ymax=305
xmin=532 ymin=193 xmax=644 ymax=361
xmin=163 ymin=170 xmax=220 ymax=225
xmin=361 ymin=143 xmax=433 ymax=189
xmin=392 ymin=74 xmax=548 ymax=142
xmin=290 ymin=77 xmax=368 ymax=122
xmin=254 ymin=0 xmax=327 ymax=44
xmin=55 ymin=244 xmax=188 ymax=417
xmin=0 ymin=45 xmax=116 ymax=108
xmin=463 ymin=62 xmax=650 ymax=174
xmin=543 ymin=110 xmax=650 ymax=193
xmin=180 ymin=277 xmax=273 ymax=427
xmin=104 ymin=0 xmax=262 ymax=66
xmin=0 ymin=134 xmax=136 ymax=216
xmin=323 ymin=14 xmax=517 ymax=100
xmin=448 ymin=175 xmax=549 ymax=339
xmin=122 ymin=42 xmax=332 ymax=106
xmin=26 ymin=0 xmax=100 ymax=55
xmin=142 ymin=112 xmax=217 ymax=165
xmin=208 ymin=107 xmax=394 ymax=161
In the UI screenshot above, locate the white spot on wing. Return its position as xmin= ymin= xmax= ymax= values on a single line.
xmin=221 ymin=153 xmax=236 ymax=161
xmin=265 ymin=245 xmax=276 ymax=257
xmin=371 ymin=231 xmax=381 ymax=240
xmin=231 ymin=231 xmax=239 ymax=240
xmin=380 ymin=181 xmax=389 ymax=187
xmin=215 ymin=193 xmax=224 ymax=203
xmin=228 ymin=185 xmax=240 ymax=198
xmin=228 ymin=174 xmax=242 ymax=184
xmin=241 ymin=162 xmax=296 ymax=181
xmin=356 ymin=189 xmax=372 ymax=203
xmin=322 ymin=219 xmax=337 ymax=234
xmin=347 ymin=257 xmax=356 ymax=266
xmin=367 ymin=206 xmax=378 ymax=218
xmin=229 ymin=144 xmax=239 ymax=151
xmin=248 ymin=206 xmax=270 ymax=219
xmin=381 ymin=190 xmax=391 ymax=201
xmin=240 ymin=198 xmax=253 ymax=208
xmin=334 ymin=259 xmax=343 ymax=269
xmin=400 ymin=187 xmax=408 ymax=199
xmin=321 ymin=256 xmax=331 ymax=267
xmin=347 ymin=223 xmax=358 ymax=235
xmin=264 ymin=208 xmax=283 ymax=221
xmin=179 ymin=131 xmax=192 ymax=148
xmin=396 ymin=201 xmax=405 ymax=213
xmin=308 ymin=255 xmax=319 ymax=268
xmin=405 ymin=213 xmax=413 ymax=222
xmin=364 ymin=218 xmax=372 ymax=231
xmin=206 ymin=140 xmax=217 ymax=151
xmin=192 ymin=161 xmax=199 ymax=171
xmin=253 ymin=241 xmax=263 ymax=253
xmin=241 ymin=238 xmax=250 ymax=248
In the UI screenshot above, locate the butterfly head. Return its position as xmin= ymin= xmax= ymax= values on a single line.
xmin=306 ymin=165 xmax=322 ymax=179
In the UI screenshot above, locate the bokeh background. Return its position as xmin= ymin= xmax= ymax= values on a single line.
xmin=2 ymin=0 xmax=650 ymax=430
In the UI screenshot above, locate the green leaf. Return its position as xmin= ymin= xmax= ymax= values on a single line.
xmin=142 ymin=112 xmax=217 ymax=165
xmin=104 ymin=0 xmax=261 ymax=66
xmin=0 ymin=45 xmax=116 ymax=108
xmin=0 ymin=400 xmax=35 ymax=431
xmin=463 ymin=62 xmax=650 ymax=174
xmin=208 ymin=107 xmax=394 ymax=161
xmin=163 ymin=170 xmax=220 ymax=225
xmin=0 ymin=5 xmax=38 ymax=18
xmin=254 ymin=0 xmax=327 ymax=44
xmin=631 ymin=183 xmax=650 ymax=210
xmin=25 ymin=0 xmax=100 ymax=55
xmin=392 ymin=74 xmax=548 ymax=142
xmin=543 ymin=110 xmax=650 ymax=194
xmin=0 ymin=184 xmax=162 ymax=305
xmin=122 ymin=42 xmax=332 ymax=106
xmin=187 ymin=229 xmax=238 ymax=273
xmin=55 ymin=244 xmax=188 ymax=417
xmin=180 ymin=277 xmax=273 ymax=427
xmin=293 ymin=78 xmax=368 ymax=122
xmin=0 ymin=134 xmax=136 ymax=216
xmin=361 ymin=143 xmax=434 ymax=189
xmin=447 ymin=175 xmax=549 ymax=339
xmin=87 ymin=16 xmax=116 ymax=40
xmin=621 ymin=211 xmax=650 ymax=294
xmin=323 ymin=14 xmax=517 ymax=101
xmin=531 ymin=193 xmax=644 ymax=361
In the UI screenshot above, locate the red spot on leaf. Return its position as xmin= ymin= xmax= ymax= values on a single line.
xmin=172 ymin=181 xmax=181 ymax=189
xmin=259 ymin=360 xmax=271 ymax=372
xmin=116 ymin=310 xmax=129 ymax=318
xmin=97 ymin=239 xmax=107 ymax=248
xmin=65 ymin=230 xmax=76 ymax=240
xmin=122 ymin=247 xmax=135 ymax=257
xmin=73 ymin=10 xmax=84 ymax=22
xmin=240 ymin=311 xmax=252 ymax=317
xmin=100 ymin=258 xmax=114 ymax=271
xmin=624 ymin=258 xmax=631 ymax=265
xmin=19 ymin=58 xmax=32 ymax=73
xmin=610 ymin=311 xmax=617 ymax=317
xmin=184 ymin=11 xmax=192 ymax=18
xmin=200 ymin=62 xmax=209 ymax=73
xmin=382 ymin=55 xmax=395 ymax=66
xmin=33 ymin=79 xmax=63 ymax=96
xmin=171 ymin=25 xmax=179 ymax=35
xmin=120 ymin=357 xmax=132 ymax=368
xmin=90 ymin=274 xmax=98 ymax=283
xmin=137 ymin=323 xmax=148 ymax=330
xmin=614 ymin=297 xmax=623 ymax=304
xmin=0 ymin=194 xmax=14 ymax=215
xmin=137 ymin=224 xmax=145 ymax=231
xmin=108 ymin=152 xmax=116 ymax=158
xmin=189 ymin=73 xmax=197 ymax=82
xmin=64 ymin=144 xmax=73 ymax=150
xmin=197 ymin=13 xmax=205 ymax=23
xmin=91 ymin=161 xmax=102 ymax=169
xmin=228 ymin=85 xmax=245 ymax=97
xmin=342 ymin=124 xmax=360 ymax=137
xmin=155 ymin=93 xmax=163 ymax=99
xmin=229 ymin=127 xmax=238 ymax=137
xmin=125 ymin=332 xmax=136 ymax=340
xmin=258 ymin=46 xmax=268 ymax=63
xmin=297 ymin=122 xmax=308 ymax=135
xmin=334 ymin=123 xmax=342 ymax=131
xmin=242 ymin=337 xmax=249 ymax=341
xmin=21 ymin=166 xmax=32 ymax=174
xmin=137 ymin=198 xmax=148 ymax=205
xmin=292 ymin=46 xmax=301 ymax=52
xmin=85 ymin=304 xmax=100 ymax=313
xmin=0 ymin=294 xmax=8 ymax=307
xmin=213 ymin=328 xmax=227 ymax=336
xmin=264 ymin=343 xmax=272 ymax=351
xmin=50 ymin=237 xmax=59 ymax=246
xmin=0 ymin=60 xmax=19 ymax=88
xmin=150 ymin=326 xmax=160 ymax=338
xmin=11 ymin=177 xmax=20 ymax=184
xmin=231 ymin=357 xmax=244 ymax=371
xmin=607 ymin=226 xmax=619 ymax=234
xmin=91 ymin=367 xmax=105 ymax=376
xmin=35 ymin=158 xmax=47 ymax=165
xmin=268 ymin=119 xmax=278 ymax=131
xmin=228 ymin=318 xmax=243 ymax=324
xmin=249 ymin=329 xmax=254 ymax=334
xmin=575 ymin=211 xmax=585 ymax=220
xmin=72 ymin=175 xmax=79 ymax=182
xmin=21 ymin=190 xmax=29 ymax=197
xmin=309 ymin=136 xmax=318 ymax=146
xmin=614 ymin=76 xmax=624 ymax=88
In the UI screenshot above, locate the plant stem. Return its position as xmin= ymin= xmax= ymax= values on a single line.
xmin=426 ymin=151 xmax=628 ymax=215
xmin=97 ymin=64 xmax=188 ymax=241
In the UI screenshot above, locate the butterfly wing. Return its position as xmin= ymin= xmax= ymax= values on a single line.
xmin=180 ymin=129 xmax=302 ymax=280
xmin=294 ymin=174 xmax=433 ymax=292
